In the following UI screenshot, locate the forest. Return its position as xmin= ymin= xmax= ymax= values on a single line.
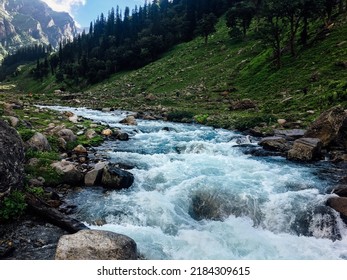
xmin=1 ymin=0 xmax=346 ymax=86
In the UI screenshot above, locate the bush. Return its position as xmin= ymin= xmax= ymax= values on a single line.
xmin=233 ymin=114 xmax=274 ymax=131
xmin=167 ymin=110 xmax=194 ymax=122
xmin=19 ymin=128 xmax=35 ymax=142
xmin=0 ymin=191 xmax=27 ymax=221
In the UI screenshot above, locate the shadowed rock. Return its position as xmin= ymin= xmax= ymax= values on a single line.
xmin=0 ymin=120 xmax=25 ymax=193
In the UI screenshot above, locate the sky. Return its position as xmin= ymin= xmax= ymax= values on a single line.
xmin=41 ymin=0 xmax=146 ymax=28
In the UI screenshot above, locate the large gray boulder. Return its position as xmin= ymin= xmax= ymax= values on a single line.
xmin=55 ymin=230 xmax=137 ymax=260
xmin=0 ymin=120 xmax=25 ymax=193
xmin=287 ymin=138 xmax=322 ymax=162
xmin=304 ymin=106 xmax=347 ymax=147
xmin=51 ymin=160 xmax=83 ymax=185
xmin=84 ymin=162 xmax=107 ymax=186
xmin=26 ymin=132 xmax=51 ymax=151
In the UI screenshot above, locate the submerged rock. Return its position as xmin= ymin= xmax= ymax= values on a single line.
xmin=55 ymin=230 xmax=137 ymax=260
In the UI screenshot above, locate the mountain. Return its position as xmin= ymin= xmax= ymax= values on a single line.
xmin=0 ymin=0 xmax=77 ymax=60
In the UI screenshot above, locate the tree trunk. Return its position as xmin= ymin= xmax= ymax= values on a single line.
xmin=301 ymin=16 xmax=309 ymax=46
xmin=25 ymin=193 xmax=88 ymax=233
xmin=339 ymin=0 xmax=344 ymax=13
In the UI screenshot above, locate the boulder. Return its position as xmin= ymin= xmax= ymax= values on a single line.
xmin=57 ymin=129 xmax=77 ymax=142
xmin=101 ymin=165 xmax=134 ymax=189
xmin=114 ymin=129 xmax=129 ymax=141
xmin=68 ymin=115 xmax=78 ymax=123
xmin=119 ymin=116 xmax=137 ymax=126
xmin=51 ymin=160 xmax=83 ymax=185
xmin=7 ymin=116 xmax=19 ymax=128
xmin=274 ymin=129 xmax=306 ymax=140
xmin=84 ymin=162 xmax=107 ymax=186
xmin=327 ymin=197 xmax=347 ymax=219
xmin=85 ymin=129 xmax=97 ymax=139
xmin=277 ymin=119 xmax=287 ymax=126
xmin=102 ymin=129 xmax=113 ymax=136
xmin=331 ymin=185 xmax=347 ymax=197
xmin=304 ymin=106 xmax=347 ymax=147
xmin=258 ymin=137 xmax=290 ymax=153
xmin=0 ymin=120 xmax=25 ymax=193
xmin=73 ymin=145 xmax=87 ymax=155
xmin=287 ymin=138 xmax=322 ymax=161
xmin=55 ymin=230 xmax=137 ymax=260
xmin=26 ymin=132 xmax=51 ymax=152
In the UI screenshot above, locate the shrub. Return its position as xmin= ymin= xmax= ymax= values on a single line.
xmin=0 ymin=191 xmax=27 ymax=221
xmin=167 ymin=110 xmax=194 ymax=122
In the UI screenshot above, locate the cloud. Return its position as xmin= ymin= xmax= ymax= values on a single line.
xmin=41 ymin=0 xmax=86 ymax=14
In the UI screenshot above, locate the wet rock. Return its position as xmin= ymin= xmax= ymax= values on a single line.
xmin=26 ymin=132 xmax=51 ymax=152
xmin=259 ymin=137 xmax=291 ymax=153
xmin=304 ymin=106 xmax=347 ymax=147
xmin=55 ymin=230 xmax=137 ymax=260
xmin=101 ymin=165 xmax=134 ymax=189
xmin=119 ymin=116 xmax=137 ymax=126
xmin=327 ymin=197 xmax=347 ymax=221
xmin=331 ymin=185 xmax=347 ymax=197
xmin=287 ymin=138 xmax=322 ymax=161
xmin=0 ymin=120 xmax=25 ymax=194
xmin=114 ymin=129 xmax=129 ymax=141
xmin=84 ymin=162 xmax=107 ymax=186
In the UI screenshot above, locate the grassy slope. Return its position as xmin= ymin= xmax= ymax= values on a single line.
xmin=4 ymin=15 xmax=347 ymax=130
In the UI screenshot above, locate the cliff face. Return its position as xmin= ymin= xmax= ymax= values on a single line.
xmin=0 ymin=0 xmax=77 ymax=59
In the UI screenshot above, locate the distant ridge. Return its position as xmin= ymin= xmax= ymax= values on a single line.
xmin=0 ymin=0 xmax=77 ymax=60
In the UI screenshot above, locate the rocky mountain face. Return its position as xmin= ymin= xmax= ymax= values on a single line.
xmin=0 ymin=0 xmax=77 ymax=60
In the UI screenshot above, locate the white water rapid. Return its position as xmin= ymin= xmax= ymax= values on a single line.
xmin=45 ymin=106 xmax=347 ymax=260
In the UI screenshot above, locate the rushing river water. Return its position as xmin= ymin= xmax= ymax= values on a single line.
xmin=46 ymin=106 xmax=347 ymax=260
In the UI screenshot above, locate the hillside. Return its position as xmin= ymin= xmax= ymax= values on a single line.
xmin=2 ymin=15 xmax=347 ymax=132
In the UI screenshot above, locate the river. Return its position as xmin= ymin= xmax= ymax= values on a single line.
xmin=45 ymin=106 xmax=347 ymax=260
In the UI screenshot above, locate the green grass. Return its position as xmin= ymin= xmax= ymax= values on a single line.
xmin=2 ymin=15 xmax=347 ymax=131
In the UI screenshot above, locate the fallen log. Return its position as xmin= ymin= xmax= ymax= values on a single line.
xmin=25 ymin=193 xmax=88 ymax=233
